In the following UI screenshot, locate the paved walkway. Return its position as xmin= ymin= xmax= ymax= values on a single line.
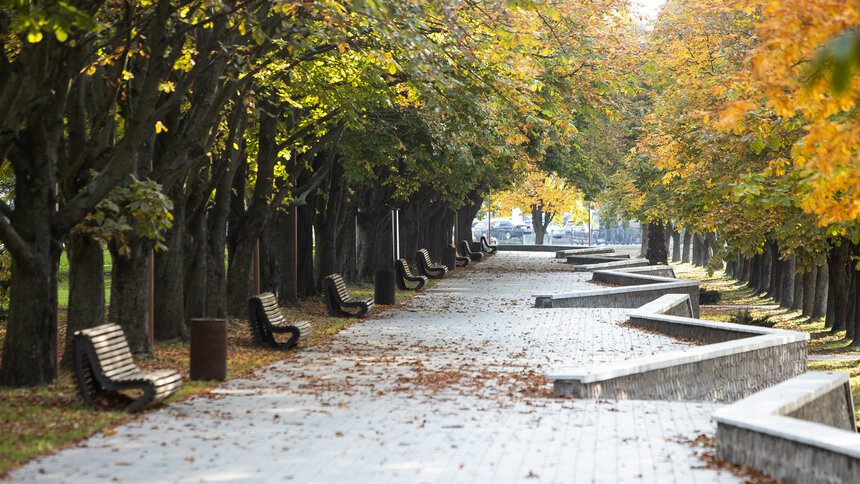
xmin=8 ymin=252 xmax=741 ymax=483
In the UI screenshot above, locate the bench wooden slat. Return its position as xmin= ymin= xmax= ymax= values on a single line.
xmin=480 ymin=236 xmax=498 ymax=253
xmin=460 ymin=240 xmax=483 ymax=262
xmin=248 ymin=292 xmax=311 ymax=351
xmin=395 ymin=259 xmax=427 ymax=291
xmin=416 ymin=249 xmax=448 ymax=279
xmin=322 ymin=274 xmax=374 ymax=317
xmin=73 ymin=323 xmax=182 ymax=413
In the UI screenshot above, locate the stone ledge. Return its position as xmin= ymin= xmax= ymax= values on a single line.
xmin=549 ymin=331 xmax=806 ymax=385
xmin=547 ymin=293 xmax=808 ymax=402
xmin=713 ymin=372 xmax=859 ymax=482
xmin=567 ymin=258 xmax=649 ymax=271
xmin=534 ymin=279 xmax=701 ymax=317
xmin=633 ymin=293 xmax=693 ymax=317
xmin=599 ymin=265 xmax=676 ymax=278
xmin=554 ymin=247 xmax=616 ymax=258
xmin=497 ymin=245 xmax=585 ymax=252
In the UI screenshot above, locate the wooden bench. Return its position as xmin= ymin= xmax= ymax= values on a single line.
xmin=449 ymin=244 xmax=470 ymax=267
xmin=416 ymin=248 xmax=448 ymax=278
xmin=323 ymin=273 xmax=375 ymax=317
xmin=248 ymin=292 xmax=312 ymax=350
xmin=481 ymin=236 xmax=498 ymax=253
xmin=395 ymin=259 xmax=427 ymax=291
xmin=73 ymin=324 xmax=182 ymax=412
xmin=460 ymin=240 xmax=483 ymax=262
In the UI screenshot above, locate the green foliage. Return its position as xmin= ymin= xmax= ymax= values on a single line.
xmin=729 ymin=309 xmax=775 ymax=328
xmin=698 ymin=288 xmax=722 ymax=305
xmin=72 ymin=177 xmax=173 ymax=256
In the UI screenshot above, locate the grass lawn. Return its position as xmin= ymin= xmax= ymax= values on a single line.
xmin=0 ymin=257 xmax=446 ymax=477
xmin=673 ymin=262 xmax=860 ymax=426
xmin=57 ymin=251 xmax=113 ymax=309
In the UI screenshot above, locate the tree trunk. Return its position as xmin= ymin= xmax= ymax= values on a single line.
xmin=0 ymin=238 xmax=60 ymax=386
xmin=813 ymin=261 xmax=829 ymax=320
xmin=758 ymin=244 xmax=772 ymax=295
xmin=791 ymin=262 xmax=804 ymax=311
xmin=802 ymin=266 xmax=818 ymax=318
xmin=456 ymin=191 xmax=483 ymax=248
xmin=62 ymin=233 xmax=106 ymax=367
xmin=846 ymin=262 xmax=858 ymax=342
xmin=153 ymin=198 xmax=187 ymax=341
xmin=663 ymin=222 xmax=673 ymax=259
xmin=780 ymin=256 xmax=795 ymax=309
xmin=183 ymin=200 xmax=208 ymax=322
xmin=704 ymin=232 xmax=719 ymax=269
xmin=691 ymin=233 xmax=704 ymax=267
xmin=532 ymin=206 xmax=549 ymax=245
xmin=740 ymin=257 xmax=753 ymax=283
xmin=226 ymin=106 xmax=280 ymax=316
xmin=681 ymin=230 xmax=692 ymax=263
xmin=108 ymin=237 xmax=152 ymax=355
xmin=766 ymin=240 xmax=780 ymax=300
xmin=671 ymin=229 xmax=681 ymax=262
xmin=826 ymin=242 xmax=849 ymax=333
xmin=646 ymin=220 xmax=668 ymax=265
xmin=640 ymin=223 xmax=649 ymax=257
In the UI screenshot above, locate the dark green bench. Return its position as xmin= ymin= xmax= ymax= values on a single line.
xmin=480 ymin=236 xmax=498 ymax=253
xmin=395 ymin=258 xmax=427 ymax=290
xmin=73 ymin=324 xmax=182 ymax=412
xmin=460 ymin=240 xmax=483 ymax=262
xmin=416 ymin=248 xmax=448 ymax=278
xmin=248 ymin=292 xmax=312 ymax=350
xmin=323 ymin=273 xmax=375 ymax=317
xmin=449 ymin=244 xmax=470 ymax=267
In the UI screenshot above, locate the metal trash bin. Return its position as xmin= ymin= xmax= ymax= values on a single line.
xmin=375 ymin=269 xmax=396 ymax=305
xmin=189 ymin=318 xmax=227 ymax=381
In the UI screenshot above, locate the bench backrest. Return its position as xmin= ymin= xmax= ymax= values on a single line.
xmin=417 ymin=248 xmax=433 ymax=266
xmin=460 ymin=240 xmax=474 ymax=255
xmin=324 ymin=274 xmax=352 ymax=302
xmin=75 ymin=324 xmax=137 ymax=380
xmin=253 ymin=292 xmax=285 ymax=326
xmin=396 ymin=258 xmax=415 ymax=277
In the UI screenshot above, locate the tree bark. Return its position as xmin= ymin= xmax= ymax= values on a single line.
xmin=62 ymin=233 xmax=106 ymax=367
xmin=780 ymin=256 xmax=796 ymax=309
xmin=681 ymin=230 xmax=692 ymax=263
xmin=791 ymin=262 xmax=804 ymax=311
xmin=766 ymin=240 xmax=780 ymax=301
xmin=108 ymin=237 xmax=152 ymax=355
xmin=153 ymin=194 xmax=187 ymax=341
xmin=671 ymin=229 xmax=681 ymax=262
xmin=813 ymin=261 xmax=829 ymax=320
xmin=826 ymin=242 xmax=849 ymax=333
xmin=0 ymin=238 xmax=60 ymax=386
xmin=802 ymin=266 xmax=818 ymax=318
xmin=646 ymin=220 xmax=668 ymax=265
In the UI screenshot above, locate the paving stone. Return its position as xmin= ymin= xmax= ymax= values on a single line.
xmin=7 ymin=252 xmax=743 ymax=483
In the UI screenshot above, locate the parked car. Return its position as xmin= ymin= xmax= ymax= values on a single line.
xmin=510 ymin=223 xmax=533 ymax=238
xmin=471 ymin=220 xmax=488 ymax=239
xmin=563 ymin=220 xmax=577 ymax=237
xmin=489 ymin=220 xmax=516 ymax=239
xmin=547 ymin=222 xmax=565 ymax=238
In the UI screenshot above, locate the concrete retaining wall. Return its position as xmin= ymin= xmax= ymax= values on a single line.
xmin=568 ymin=259 xmax=650 ymax=271
xmin=555 ymin=247 xmax=616 ymax=258
xmin=497 ymin=245 xmax=585 ymax=252
xmin=565 ymin=255 xmax=631 ymax=265
xmin=601 ymin=265 xmax=676 ymax=278
xmin=535 ymin=280 xmax=700 ymax=317
xmin=551 ymin=337 xmax=807 ymax=402
xmin=547 ymin=294 xmax=809 ymax=402
xmin=714 ymin=372 xmax=859 ymax=482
